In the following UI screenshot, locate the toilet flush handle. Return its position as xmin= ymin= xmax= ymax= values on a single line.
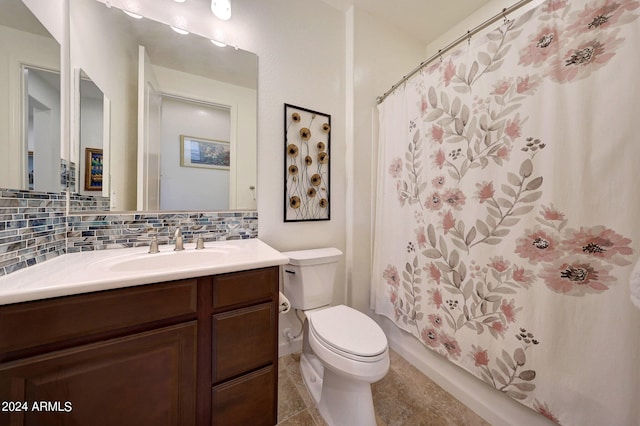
xmin=285 ymin=269 xmax=296 ymax=274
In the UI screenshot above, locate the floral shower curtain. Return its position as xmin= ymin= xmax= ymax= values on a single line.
xmin=372 ymin=1 xmax=640 ymax=424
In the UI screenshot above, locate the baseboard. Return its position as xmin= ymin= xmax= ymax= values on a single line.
xmin=279 ymin=337 xmax=303 ymax=357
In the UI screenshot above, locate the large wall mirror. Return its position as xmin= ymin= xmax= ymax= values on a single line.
xmin=69 ymin=0 xmax=258 ymax=212
xmin=0 ymin=0 xmax=62 ymax=193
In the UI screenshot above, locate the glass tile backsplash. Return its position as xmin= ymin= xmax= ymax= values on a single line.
xmin=0 ymin=189 xmax=258 ymax=277
xmin=0 ymin=189 xmax=67 ymax=276
xmin=66 ymin=211 xmax=258 ymax=252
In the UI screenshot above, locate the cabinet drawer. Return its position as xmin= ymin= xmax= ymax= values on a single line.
xmin=0 ymin=279 xmax=197 ymax=359
xmin=211 ymin=365 xmax=275 ymax=426
xmin=212 ymin=267 xmax=277 ymax=310
xmin=212 ymin=303 xmax=275 ymax=383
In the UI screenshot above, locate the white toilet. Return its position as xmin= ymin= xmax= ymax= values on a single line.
xmin=282 ymin=248 xmax=389 ymax=426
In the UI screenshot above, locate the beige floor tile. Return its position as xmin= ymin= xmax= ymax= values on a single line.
xmin=372 ymin=369 xmax=423 ymax=426
xmin=278 ymin=408 xmax=317 ymax=426
xmin=277 ymin=349 xmax=489 ymax=426
xmin=278 ymin=373 xmax=308 ymax=423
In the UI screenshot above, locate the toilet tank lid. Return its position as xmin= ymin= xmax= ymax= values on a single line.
xmin=281 ymin=248 xmax=343 ymax=266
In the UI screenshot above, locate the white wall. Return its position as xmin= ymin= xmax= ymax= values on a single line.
xmin=22 ymin=0 xmax=65 ymax=45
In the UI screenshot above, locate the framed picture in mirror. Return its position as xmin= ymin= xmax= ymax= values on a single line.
xmin=284 ymin=103 xmax=331 ymax=222
xmin=84 ymin=148 xmax=103 ymax=191
xmin=180 ymin=135 xmax=231 ymax=170
xmin=28 ymin=151 xmax=34 ymax=190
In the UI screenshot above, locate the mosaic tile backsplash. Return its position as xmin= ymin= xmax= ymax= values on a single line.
xmin=67 ymin=211 xmax=258 ymax=252
xmin=69 ymin=193 xmax=110 ymax=212
xmin=0 ymin=189 xmax=258 ymax=277
xmin=0 ymin=189 xmax=67 ymax=276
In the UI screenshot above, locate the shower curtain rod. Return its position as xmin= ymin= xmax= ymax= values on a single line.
xmin=376 ymin=0 xmax=534 ymax=104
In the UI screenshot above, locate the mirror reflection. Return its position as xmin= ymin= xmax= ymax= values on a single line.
xmin=74 ymin=69 xmax=108 ymax=195
xmin=25 ymin=66 xmax=62 ymax=192
xmin=0 ymin=0 xmax=61 ymax=192
xmin=160 ymin=98 xmax=232 ymax=211
xmin=70 ymin=0 xmax=258 ymax=212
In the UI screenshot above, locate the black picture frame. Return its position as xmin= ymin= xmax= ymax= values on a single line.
xmin=284 ymin=103 xmax=331 ymax=222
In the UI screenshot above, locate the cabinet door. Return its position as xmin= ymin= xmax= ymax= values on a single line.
xmin=211 ymin=365 xmax=275 ymax=426
xmin=0 ymin=322 xmax=197 ymax=426
xmin=212 ymin=303 xmax=275 ymax=383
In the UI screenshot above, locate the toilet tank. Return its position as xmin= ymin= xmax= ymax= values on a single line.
xmin=281 ymin=248 xmax=342 ymax=310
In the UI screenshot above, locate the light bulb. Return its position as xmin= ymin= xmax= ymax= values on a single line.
xmin=170 ymin=26 xmax=189 ymax=35
xmin=123 ymin=10 xmax=143 ymax=19
xmin=211 ymin=0 xmax=231 ymax=20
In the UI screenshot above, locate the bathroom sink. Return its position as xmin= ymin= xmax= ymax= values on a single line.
xmin=106 ymin=246 xmax=239 ymax=272
xmin=0 ymin=239 xmax=291 ymax=306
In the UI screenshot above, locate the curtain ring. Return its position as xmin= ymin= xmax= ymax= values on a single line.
xmin=467 ymin=30 xmax=472 ymax=45
xmin=438 ymin=49 xmax=443 ymax=62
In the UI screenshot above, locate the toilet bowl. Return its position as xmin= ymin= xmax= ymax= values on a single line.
xmin=282 ymin=249 xmax=389 ymax=426
xmin=300 ymin=305 xmax=389 ymax=426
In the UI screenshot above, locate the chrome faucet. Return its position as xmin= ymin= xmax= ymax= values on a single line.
xmin=173 ymin=228 xmax=184 ymax=251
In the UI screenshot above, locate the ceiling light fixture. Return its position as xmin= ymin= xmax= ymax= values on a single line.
xmin=123 ymin=10 xmax=143 ymax=19
xmin=170 ymin=26 xmax=189 ymax=35
xmin=211 ymin=0 xmax=231 ymax=20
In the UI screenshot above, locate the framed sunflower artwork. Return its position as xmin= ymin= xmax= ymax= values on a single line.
xmin=284 ymin=104 xmax=331 ymax=222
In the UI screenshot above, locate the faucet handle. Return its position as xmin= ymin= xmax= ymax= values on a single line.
xmin=148 ymin=235 xmax=159 ymax=254
xmin=174 ymin=235 xmax=184 ymax=251
xmin=195 ymin=235 xmax=205 ymax=250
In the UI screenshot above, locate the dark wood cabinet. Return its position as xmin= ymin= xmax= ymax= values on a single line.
xmin=0 ymin=279 xmax=198 ymax=362
xmin=0 ymin=323 xmax=197 ymax=426
xmin=212 ymin=303 xmax=275 ymax=383
xmin=212 ymin=365 xmax=275 ymax=426
xmin=0 ymin=266 xmax=279 ymax=426
xmin=201 ymin=267 xmax=279 ymax=426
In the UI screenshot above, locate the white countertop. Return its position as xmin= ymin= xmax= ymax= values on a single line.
xmin=0 ymin=239 xmax=289 ymax=306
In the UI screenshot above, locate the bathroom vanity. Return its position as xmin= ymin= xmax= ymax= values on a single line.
xmin=0 ymin=239 xmax=288 ymax=426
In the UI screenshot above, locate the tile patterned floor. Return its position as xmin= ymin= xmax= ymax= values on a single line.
xmin=277 ymin=349 xmax=490 ymax=426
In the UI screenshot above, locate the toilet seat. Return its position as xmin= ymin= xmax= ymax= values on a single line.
xmin=308 ymin=305 xmax=388 ymax=362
